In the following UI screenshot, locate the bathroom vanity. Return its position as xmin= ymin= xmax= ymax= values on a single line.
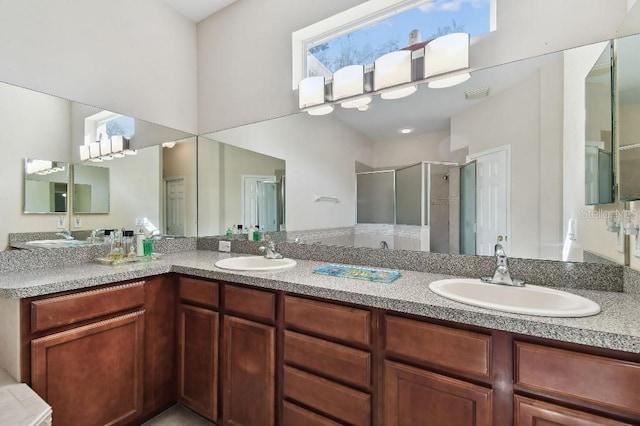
xmin=1 ymin=249 xmax=639 ymax=426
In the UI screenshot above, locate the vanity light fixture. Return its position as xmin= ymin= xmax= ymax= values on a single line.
xmin=374 ymin=50 xmax=416 ymax=100
xmin=333 ymin=65 xmax=366 ymax=101
xmin=298 ymin=76 xmax=327 ymax=109
xmin=424 ymin=32 xmax=470 ymax=79
xmin=296 ymin=32 xmax=471 ymax=114
xmin=162 ymin=141 xmax=177 ymax=149
xmin=80 ymin=135 xmax=135 ymax=161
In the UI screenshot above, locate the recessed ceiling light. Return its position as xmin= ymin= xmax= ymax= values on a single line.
xmin=400 ymin=128 xmax=413 ymax=134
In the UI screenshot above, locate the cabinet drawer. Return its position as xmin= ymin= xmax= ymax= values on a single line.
xmin=178 ymin=277 xmax=218 ymax=309
xmin=31 ymin=282 xmax=145 ymax=333
xmin=514 ymin=395 xmax=630 ymax=426
xmin=283 ymin=401 xmax=341 ymax=426
xmin=284 ymin=330 xmax=371 ymax=388
xmin=385 ymin=315 xmax=491 ymax=378
xmin=284 ymin=366 xmax=371 ymax=426
xmin=515 ymin=342 xmax=640 ymax=418
xmin=284 ymin=296 xmax=371 ymax=346
xmin=224 ymin=285 xmax=276 ymax=322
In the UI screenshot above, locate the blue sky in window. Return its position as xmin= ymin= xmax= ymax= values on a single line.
xmin=309 ymin=0 xmax=490 ymax=74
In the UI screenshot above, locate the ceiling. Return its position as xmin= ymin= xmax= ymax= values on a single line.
xmin=161 ymin=0 xmax=237 ymax=22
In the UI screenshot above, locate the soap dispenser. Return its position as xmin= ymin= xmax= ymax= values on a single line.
xmin=136 ymin=228 xmax=145 ymax=256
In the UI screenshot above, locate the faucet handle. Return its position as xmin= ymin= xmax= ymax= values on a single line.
xmin=494 ymin=243 xmax=505 ymax=257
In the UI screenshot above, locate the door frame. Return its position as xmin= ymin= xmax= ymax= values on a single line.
xmin=466 ymin=145 xmax=511 ymax=255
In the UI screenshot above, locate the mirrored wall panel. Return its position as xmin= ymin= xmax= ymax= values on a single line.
xmin=617 ymin=33 xmax=640 ymax=201
xmin=72 ymin=164 xmax=109 ymax=214
xmin=584 ymin=41 xmax=614 ymax=205
xmin=23 ymin=159 xmax=69 ymax=214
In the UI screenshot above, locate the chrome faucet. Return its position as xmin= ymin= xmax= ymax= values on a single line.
xmin=481 ymin=243 xmax=524 ymax=287
xmin=258 ymin=241 xmax=284 ymax=259
xmin=55 ymin=230 xmax=74 ymax=240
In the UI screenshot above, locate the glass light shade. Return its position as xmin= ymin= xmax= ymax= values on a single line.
xmin=101 ymin=155 xmax=114 ymax=161
xmin=111 ymin=135 xmax=125 ymax=153
xmin=90 ymin=157 xmax=103 ymax=163
xmin=341 ymin=96 xmax=372 ymax=109
xmin=89 ymin=142 xmax=101 ymax=158
xmin=381 ymin=85 xmax=417 ymax=100
xmin=428 ymin=72 xmax=471 ymax=89
xmin=374 ymin=50 xmax=412 ymax=91
xmin=99 ymin=139 xmax=111 ymax=156
xmin=299 ymin=76 xmax=326 ymax=109
xmin=112 ymin=152 xmax=126 ymax=158
xmin=307 ymin=105 xmax=334 ymax=116
xmin=79 ymin=145 xmax=90 ymax=161
xmin=424 ymin=32 xmax=470 ymax=78
xmin=162 ymin=141 xmax=176 ymax=149
xmin=333 ymin=65 xmax=365 ymax=100
xmin=124 ymin=149 xmax=137 ymax=156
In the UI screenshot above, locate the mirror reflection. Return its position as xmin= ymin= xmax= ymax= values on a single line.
xmin=617 ymin=33 xmax=640 ymax=202
xmin=72 ymin=164 xmax=109 ymax=214
xmin=203 ymin=40 xmax=625 ymax=264
xmin=584 ymin=41 xmax=614 ymax=205
xmin=198 ymin=137 xmax=286 ymax=236
xmin=23 ymin=159 xmax=69 ymax=214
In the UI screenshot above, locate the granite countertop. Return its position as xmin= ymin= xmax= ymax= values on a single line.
xmin=1 ymin=250 xmax=639 ymax=354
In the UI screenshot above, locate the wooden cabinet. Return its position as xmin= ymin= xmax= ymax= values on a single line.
xmin=283 ymin=295 xmax=373 ymax=425
xmin=222 ymin=315 xmax=275 ymax=426
xmin=24 ymin=281 xmax=148 ymax=426
xmin=514 ymin=395 xmax=631 ymax=426
xmin=384 ymin=360 xmax=492 ymax=426
xmin=32 ymin=310 xmax=145 ymax=426
xmin=176 ymin=277 xmax=219 ymax=421
xmin=143 ymin=275 xmax=176 ymax=416
xmin=383 ymin=315 xmax=493 ymax=426
xmin=514 ymin=341 xmax=640 ymax=424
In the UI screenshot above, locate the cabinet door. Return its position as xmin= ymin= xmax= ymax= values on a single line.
xmin=177 ymin=303 xmax=219 ymax=421
xmin=31 ymin=310 xmax=145 ymax=426
xmin=144 ymin=276 xmax=176 ymax=415
xmin=223 ymin=315 xmax=275 ymax=426
xmin=515 ymin=395 xmax=632 ymax=426
xmin=384 ymin=360 xmax=492 ymax=426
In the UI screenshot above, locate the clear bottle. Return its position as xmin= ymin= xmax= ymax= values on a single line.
xmin=122 ymin=230 xmax=134 ymax=256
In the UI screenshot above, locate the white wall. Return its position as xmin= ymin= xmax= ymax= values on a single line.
xmin=371 ymin=131 xmax=465 ymax=168
xmin=197 ymin=0 xmax=367 ymax=133
xmin=207 ymin=114 xmax=373 ymax=231
xmin=197 ymin=0 xmax=629 ymax=134
xmin=0 ymin=83 xmax=71 ymax=249
xmin=0 ymin=0 xmax=198 ymax=133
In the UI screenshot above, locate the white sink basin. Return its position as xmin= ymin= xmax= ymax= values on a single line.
xmin=429 ymin=279 xmax=600 ymax=317
xmin=215 ymin=256 xmax=297 ymax=272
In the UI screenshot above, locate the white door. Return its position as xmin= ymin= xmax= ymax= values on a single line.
xmin=165 ymin=178 xmax=185 ymax=236
xmin=242 ymin=175 xmax=276 ymax=231
xmin=469 ymin=148 xmax=509 ymax=256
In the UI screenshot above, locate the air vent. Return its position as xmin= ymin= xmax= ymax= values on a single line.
xmin=465 ymin=86 xmax=490 ymax=100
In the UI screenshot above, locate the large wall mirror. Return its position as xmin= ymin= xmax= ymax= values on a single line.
xmin=202 ymin=38 xmax=636 ymax=265
xmin=1 ymin=79 xmax=197 ymax=250
xmin=198 ymin=137 xmax=286 ymax=236
xmin=23 ymin=159 xmax=69 ymax=214
xmin=617 ymin=33 xmax=640 ymax=202
xmin=584 ymin=41 xmax=614 ymax=205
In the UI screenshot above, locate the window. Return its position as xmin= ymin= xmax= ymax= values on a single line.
xmin=84 ymin=111 xmax=135 ymax=144
xmin=293 ymin=0 xmax=495 ymax=87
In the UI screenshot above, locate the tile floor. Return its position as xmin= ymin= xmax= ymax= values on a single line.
xmin=142 ymin=405 xmax=214 ymax=426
